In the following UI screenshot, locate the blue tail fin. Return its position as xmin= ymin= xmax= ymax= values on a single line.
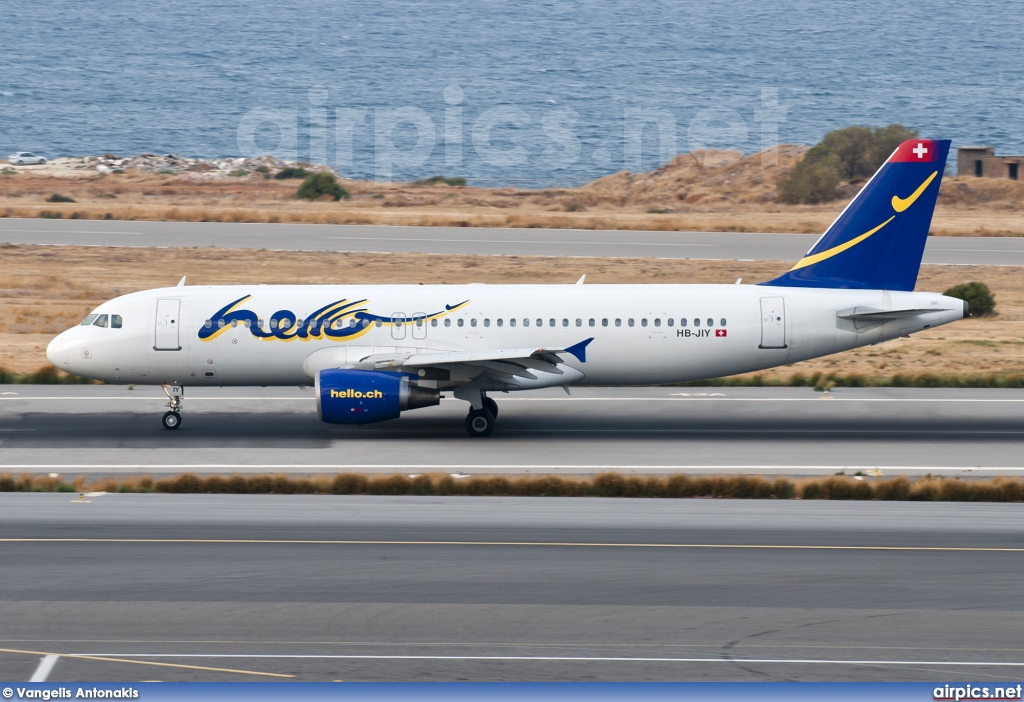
xmin=762 ymin=139 xmax=950 ymax=291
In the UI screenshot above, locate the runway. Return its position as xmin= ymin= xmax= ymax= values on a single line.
xmin=3 ymin=385 xmax=1024 ymax=476
xmin=3 ymin=218 xmax=1024 ymax=265
xmin=1 ymin=495 xmax=1021 ymax=681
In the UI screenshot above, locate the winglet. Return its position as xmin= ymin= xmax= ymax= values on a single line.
xmin=563 ymin=337 xmax=594 ymax=363
xmin=176 ymin=276 xmax=187 ymax=287
xmin=576 ymin=275 xmax=586 ymax=285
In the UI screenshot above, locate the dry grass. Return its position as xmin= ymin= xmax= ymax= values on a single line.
xmin=2 ymin=146 xmax=1023 ymax=235
xmin=0 ymin=243 xmax=1022 ymax=382
xmin=3 ymin=471 xmax=1023 ymax=502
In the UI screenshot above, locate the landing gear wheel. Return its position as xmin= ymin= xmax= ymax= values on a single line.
xmin=162 ymin=411 xmax=182 ymax=430
xmin=465 ymin=408 xmax=495 ymax=437
xmin=482 ymin=396 xmax=498 ymax=419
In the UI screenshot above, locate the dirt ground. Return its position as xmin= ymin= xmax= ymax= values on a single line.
xmin=1 ymin=243 xmax=1020 ymax=379
xmin=3 ymin=146 xmax=1022 ymax=236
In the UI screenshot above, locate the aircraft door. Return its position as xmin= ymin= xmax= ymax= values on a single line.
xmin=411 ymin=312 xmax=427 ymax=340
xmin=391 ymin=313 xmax=407 ymax=340
xmin=759 ymin=297 xmax=787 ymax=349
xmin=154 ymin=299 xmax=182 ymax=351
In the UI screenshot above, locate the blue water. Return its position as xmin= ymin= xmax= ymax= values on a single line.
xmin=2 ymin=0 xmax=1022 ymax=186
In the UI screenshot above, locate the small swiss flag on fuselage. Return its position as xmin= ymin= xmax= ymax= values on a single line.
xmin=715 ymin=329 xmax=727 ymax=337
xmin=889 ymin=139 xmax=939 ymax=163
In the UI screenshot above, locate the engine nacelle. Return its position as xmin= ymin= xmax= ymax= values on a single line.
xmin=315 ymin=369 xmax=440 ymax=424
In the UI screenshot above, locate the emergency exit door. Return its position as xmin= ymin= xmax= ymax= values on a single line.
xmin=154 ymin=299 xmax=181 ymax=350
xmin=759 ymin=297 xmax=787 ymax=349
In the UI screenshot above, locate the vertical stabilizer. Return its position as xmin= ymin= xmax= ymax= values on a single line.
xmin=762 ymin=139 xmax=950 ymax=291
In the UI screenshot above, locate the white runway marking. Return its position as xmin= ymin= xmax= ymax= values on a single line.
xmin=326 ymin=236 xmax=718 ymax=247
xmin=6 ymin=396 xmax=1024 ymax=403
xmin=0 ymin=464 xmax=1019 ymax=472
xmin=0 ymin=229 xmax=147 ymax=235
xmin=29 ymin=654 xmax=59 ymax=682
xmin=76 ymin=652 xmax=1024 ymax=667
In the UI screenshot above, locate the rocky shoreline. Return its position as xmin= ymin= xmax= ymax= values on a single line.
xmin=2 ymin=153 xmax=340 ymax=180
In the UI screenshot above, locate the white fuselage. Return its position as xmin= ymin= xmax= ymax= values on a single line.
xmin=47 ymin=283 xmax=965 ymax=388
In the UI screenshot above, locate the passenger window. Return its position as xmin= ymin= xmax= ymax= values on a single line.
xmin=602 ymin=319 xmax=608 ymax=327
xmin=589 ymin=318 xmax=595 ymax=327
xmin=220 ymin=319 xmax=229 ymax=329
xmin=374 ymin=319 xmax=382 ymax=327
xmin=204 ymin=319 xmax=212 ymax=329
xmin=244 ymin=319 xmax=252 ymax=328
xmin=93 ymin=314 xmax=109 ymax=328
xmin=707 ymin=318 xmax=714 ymax=327
xmin=431 ymin=319 xmax=438 ymax=327
xmin=111 ymin=314 xmax=123 ymax=329
xmin=694 ymin=318 xmax=700 ymax=327
xmin=562 ymin=319 xmax=569 ymax=327
xmin=483 ymin=319 xmax=490 ymax=327
xmin=536 ymin=319 xmax=542 ymax=327
xmin=576 ymin=318 xmax=582 ymax=327
xmin=523 ymin=319 xmax=529 ymax=327
xmin=667 ymin=318 xmax=674 ymax=327
xmin=470 ymin=318 xmax=478 ymax=327
xmin=497 ymin=319 xmax=503 ymax=327
xmin=362 ymin=319 xmax=370 ymax=328
xmin=615 ymin=318 xmax=621 ymax=327
xmin=80 ymin=314 xmax=98 ymax=326
xmin=509 ymin=319 xmax=516 ymax=327
xmin=721 ymin=318 xmax=727 ymax=327
xmin=549 ymin=319 xmax=556 ymax=327
xmin=681 ymin=318 xmax=687 ymax=327
xmin=628 ymin=318 xmax=635 ymax=327
xmin=457 ymin=319 xmax=464 ymax=327
xmin=231 ymin=320 xmax=238 ymax=328
xmin=259 ymin=319 xmax=266 ymax=328
xmin=444 ymin=318 xmax=451 ymax=327
xmin=641 ymin=318 xmax=648 ymax=327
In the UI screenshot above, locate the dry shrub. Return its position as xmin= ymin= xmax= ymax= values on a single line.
xmin=2 ymin=471 xmax=1024 ymax=502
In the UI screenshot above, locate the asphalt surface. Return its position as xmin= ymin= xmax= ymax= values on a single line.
xmin=3 ymin=385 xmax=1024 ymax=476
xmin=2 ymin=218 xmax=1023 ymax=265
xmin=1 ymin=495 xmax=1022 ymax=682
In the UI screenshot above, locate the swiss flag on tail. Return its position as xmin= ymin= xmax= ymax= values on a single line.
xmin=889 ymin=139 xmax=939 ymax=162
xmin=715 ymin=329 xmax=727 ymax=337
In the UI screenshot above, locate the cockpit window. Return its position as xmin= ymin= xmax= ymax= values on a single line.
xmin=92 ymin=314 xmax=109 ymax=328
xmin=80 ymin=314 xmax=98 ymax=326
xmin=111 ymin=315 xmax=123 ymax=329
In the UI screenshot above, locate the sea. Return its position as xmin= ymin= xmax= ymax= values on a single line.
xmin=2 ymin=0 xmax=1022 ymax=187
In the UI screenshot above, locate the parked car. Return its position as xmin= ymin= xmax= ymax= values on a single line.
xmin=7 ymin=152 xmax=46 ymax=165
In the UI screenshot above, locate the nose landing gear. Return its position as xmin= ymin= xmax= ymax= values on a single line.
xmin=161 ymin=384 xmax=184 ymax=430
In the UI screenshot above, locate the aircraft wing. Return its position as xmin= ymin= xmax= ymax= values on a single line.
xmin=403 ymin=347 xmax=568 ymax=367
xmin=354 ymin=338 xmax=593 ymax=389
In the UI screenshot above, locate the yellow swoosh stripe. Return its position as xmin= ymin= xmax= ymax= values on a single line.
xmin=790 ymin=216 xmax=895 ymax=271
xmin=891 ymin=170 xmax=938 ymax=212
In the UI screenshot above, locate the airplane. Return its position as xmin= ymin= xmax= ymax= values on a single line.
xmin=46 ymin=139 xmax=967 ymax=436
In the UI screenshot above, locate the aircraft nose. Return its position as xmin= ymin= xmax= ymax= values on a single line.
xmin=46 ymin=331 xmax=71 ymax=370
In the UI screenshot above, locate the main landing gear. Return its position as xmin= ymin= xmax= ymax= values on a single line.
xmin=465 ymin=396 xmax=499 ymax=437
xmin=161 ymin=384 xmax=184 ymax=430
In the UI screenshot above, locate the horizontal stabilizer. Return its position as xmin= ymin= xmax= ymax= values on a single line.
xmin=837 ymin=307 xmax=938 ymax=321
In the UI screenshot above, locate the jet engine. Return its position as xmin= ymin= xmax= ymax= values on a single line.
xmin=315 ymin=369 xmax=440 ymax=424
